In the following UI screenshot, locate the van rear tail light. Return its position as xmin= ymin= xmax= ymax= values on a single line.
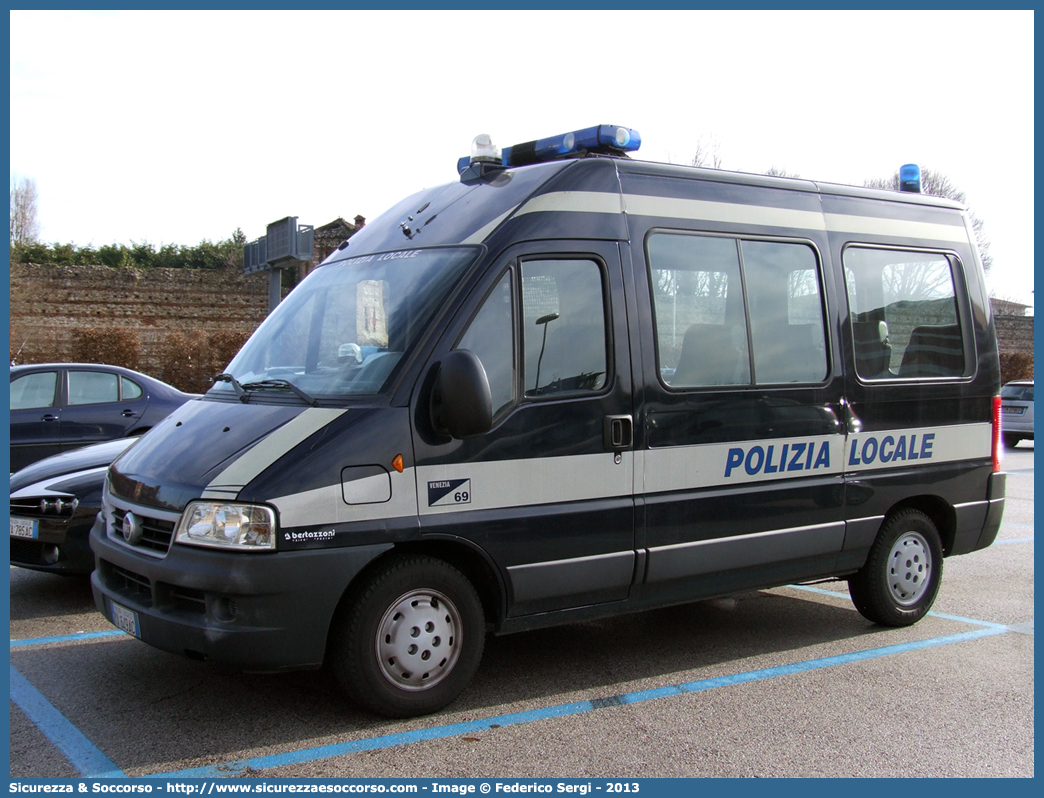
xmin=992 ymin=395 xmax=1003 ymax=472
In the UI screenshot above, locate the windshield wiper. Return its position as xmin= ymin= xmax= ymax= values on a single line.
xmin=213 ymin=372 xmax=248 ymax=402
xmin=241 ymin=379 xmax=319 ymax=407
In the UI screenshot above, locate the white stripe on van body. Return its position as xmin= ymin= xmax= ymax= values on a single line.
xmin=270 ymin=467 xmax=419 ymax=529
xmin=201 ymin=408 xmax=346 ymax=500
xmin=623 ymin=194 xmax=827 ymax=233
xmin=842 ymin=423 xmax=992 ymax=473
xmin=416 ymin=451 xmax=633 ymax=516
xmin=822 ymin=212 xmax=969 ymax=244
xmin=644 ymin=435 xmax=844 ymax=495
xmin=506 ymin=190 xmax=969 ymax=246
xmin=260 ymin=424 xmax=990 ymax=529
xmin=644 ymin=423 xmax=992 ymax=496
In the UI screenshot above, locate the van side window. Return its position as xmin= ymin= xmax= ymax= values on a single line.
xmin=457 ymin=271 xmax=515 ymax=417
xmin=741 ymin=240 xmax=828 ymax=384
xmin=647 ymin=233 xmax=827 ymax=387
xmin=844 ymin=247 xmax=966 ymax=379
xmin=520 ymin=259 xmax=608 ymax=397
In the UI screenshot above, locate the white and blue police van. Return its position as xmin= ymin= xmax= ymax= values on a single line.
xmin=91 ymin=125 xmax=1007 ymax=717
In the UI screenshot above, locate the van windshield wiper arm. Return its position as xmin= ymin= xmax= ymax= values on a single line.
xmin=240 ymin=379 xmax=319 ymax=407
xmin=213 ymin=372 xmax=248 ymax=402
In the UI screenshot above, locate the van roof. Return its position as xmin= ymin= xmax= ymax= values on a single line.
xmin=324 ymin=152 xmax=968 ymax=266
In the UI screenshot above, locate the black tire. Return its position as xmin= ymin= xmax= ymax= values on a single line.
xmin=329 ymin=555 xmax=485 ymax=718
xmin=1003 ymin=432 xmax=1021 ymax=449
xmin=848 ymin=509 xmax=943 ymax=627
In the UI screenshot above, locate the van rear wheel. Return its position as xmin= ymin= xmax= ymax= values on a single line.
xmin=329 ymin=555 xmax=485 ymax=718
xmin=848 ymin=509 xmax=942 ymax=627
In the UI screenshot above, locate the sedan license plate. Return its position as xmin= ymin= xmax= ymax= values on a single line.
xmin=110 ymin=600 xmax=140 ymax=638
xmin=10 ymin=517 xmax=38 ymax=539
xmin=1003 ymin=406 xmax=1025 ymax=415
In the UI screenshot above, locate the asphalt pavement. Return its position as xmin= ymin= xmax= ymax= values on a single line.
xmin=9 ymin=444 xmax=1034 ymax=778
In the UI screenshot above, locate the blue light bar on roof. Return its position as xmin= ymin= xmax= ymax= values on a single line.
xmin=502 ymin=125 xmax=641 ymax=167
xmin=458 ymin=125 xmax=641 ymax=174
xmin=899 ymin=163 xmax=922 ymax=193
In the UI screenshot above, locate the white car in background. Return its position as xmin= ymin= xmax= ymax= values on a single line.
xmin=1001 ymin=380 xmax=1034 ymax=448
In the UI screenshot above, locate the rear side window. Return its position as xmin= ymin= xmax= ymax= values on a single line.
xmin=647 ymin=232 xmax=827 ymax=388
xmin=1001 ymin=384 xmax=1034 ymax=401
xmin=121 ymin=376 xmax=144 ymax=400
xmin=844 ymin=247 xmax=966 ymax=380
xmin=68 ymin=371 xmax=120 ymax=405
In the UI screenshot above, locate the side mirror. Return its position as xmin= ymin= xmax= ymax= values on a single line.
xmin=430 ymin=349 xmax=493 ymax=439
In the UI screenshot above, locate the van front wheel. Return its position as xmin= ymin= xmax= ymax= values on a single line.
xmin=330 ymin=555 xmax=485 ymax=718
xmin=848 ymin=509 xmax=943 ymax=627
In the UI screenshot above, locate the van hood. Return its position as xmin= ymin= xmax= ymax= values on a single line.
xmin=107 ymin=399 xmax=325 ymax=512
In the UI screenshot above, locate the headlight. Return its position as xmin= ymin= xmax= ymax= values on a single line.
xmin=175 ymin=502 xmax=276 ymax=551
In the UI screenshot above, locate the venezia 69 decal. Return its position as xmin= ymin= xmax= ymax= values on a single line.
xmin=428 ymin=479 xmax=471 ymax=507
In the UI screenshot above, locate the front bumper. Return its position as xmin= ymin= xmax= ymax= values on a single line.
xmin=90 ymin=515 xmax=391 ymax=671
xmin=10 ymin=511 xmax=98 ymax=575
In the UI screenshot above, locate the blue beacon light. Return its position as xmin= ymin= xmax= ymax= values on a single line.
xmin=458 ymin=125 xmax=641 ymax=174
xmin=899 ymin=163 xmax=922 ymax=193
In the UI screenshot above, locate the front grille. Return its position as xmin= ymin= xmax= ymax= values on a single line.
xmin=106 ymin=561 xmax=153 ymax=602
xmin=10 ymin=496 xmax=77 ymax=518
xmin=169 ymin=586 xmax=207 ymax=614
xmin=10 ymin=538 xmax=44 ymax=565
xmin=111 ymin=508 xmax=176 ymax=554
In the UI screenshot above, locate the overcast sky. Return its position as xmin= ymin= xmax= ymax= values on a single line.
xmin=9 ymin=9 xmax=1035 ymax=310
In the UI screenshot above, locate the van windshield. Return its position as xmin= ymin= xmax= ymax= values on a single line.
xmin=212 ymin=247 xmax=478 ymax=401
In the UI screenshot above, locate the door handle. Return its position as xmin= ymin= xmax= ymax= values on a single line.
xmin=603 ymin=415 xmax=633 ymax=451
xmin=41 ymin=414 xmax=58 ymax=423
xmin=121 ymin=409 xmax=138 ymax=417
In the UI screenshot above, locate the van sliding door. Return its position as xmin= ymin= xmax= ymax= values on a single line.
xmin=412 ymin=241 xmax=636 ymax=617
xmin=636 ymin=230 xmax=847 ymax=602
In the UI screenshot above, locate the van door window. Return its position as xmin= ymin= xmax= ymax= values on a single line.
xmin=647 ymin=233 xmax=749 ymax=387
xmin=647 ymin=233 xmax=827 ymax=387
xmin=843 ymin=247 xmax=966 ymax=379
xmin=520 ymin=259 xmax=608 ymax=397
xmin=456 ymin=271 xmax=515 ymax=417
xmin=741 ymin=240 xmax=828 ymax=384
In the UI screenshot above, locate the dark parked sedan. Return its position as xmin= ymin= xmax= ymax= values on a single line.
xmin=10 ymin=436 xmax=138 ymax=575
xmin=10 ymin=363 xmax=197 ymax=472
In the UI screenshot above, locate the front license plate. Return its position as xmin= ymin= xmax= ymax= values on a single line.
xmin=10 ymin=517 xmax=38 ymax=539
xmin=110 ymin=600 xmax=140 ymax=638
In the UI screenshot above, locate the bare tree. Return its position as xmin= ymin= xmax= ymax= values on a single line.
xmin=865 ymin=168 xmax=992 ymax=273
xmin=10 ymin=177 xmax=40 ymax=245
xmin=667 ymin=137 xmax=723 ymax=170
xmin=690 ymin=138 xmax=723 ymax=169
xmin=764 ymin=166 xmax=800 ymax=178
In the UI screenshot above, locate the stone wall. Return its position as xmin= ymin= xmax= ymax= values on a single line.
xmin=9 ymin=262 xmax=271 ymax=375
xmin=995 ymin=315 xmax=1034 ymax=355
xmin=9 ymin=260 xmax=1033 ymax=380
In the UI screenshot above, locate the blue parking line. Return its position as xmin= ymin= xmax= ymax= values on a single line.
xmin=10 ymin=629 xmax=127 ymax=648
xmin=150 ymin=624 xmax=1009 ymax=779
xmin=994 ymin=537 xmax=1034 ymax=545
xmin=10 ymin=598 xmax=1025 ymax=779
xmin=9 ymin=665 xmax=126 ymax=778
